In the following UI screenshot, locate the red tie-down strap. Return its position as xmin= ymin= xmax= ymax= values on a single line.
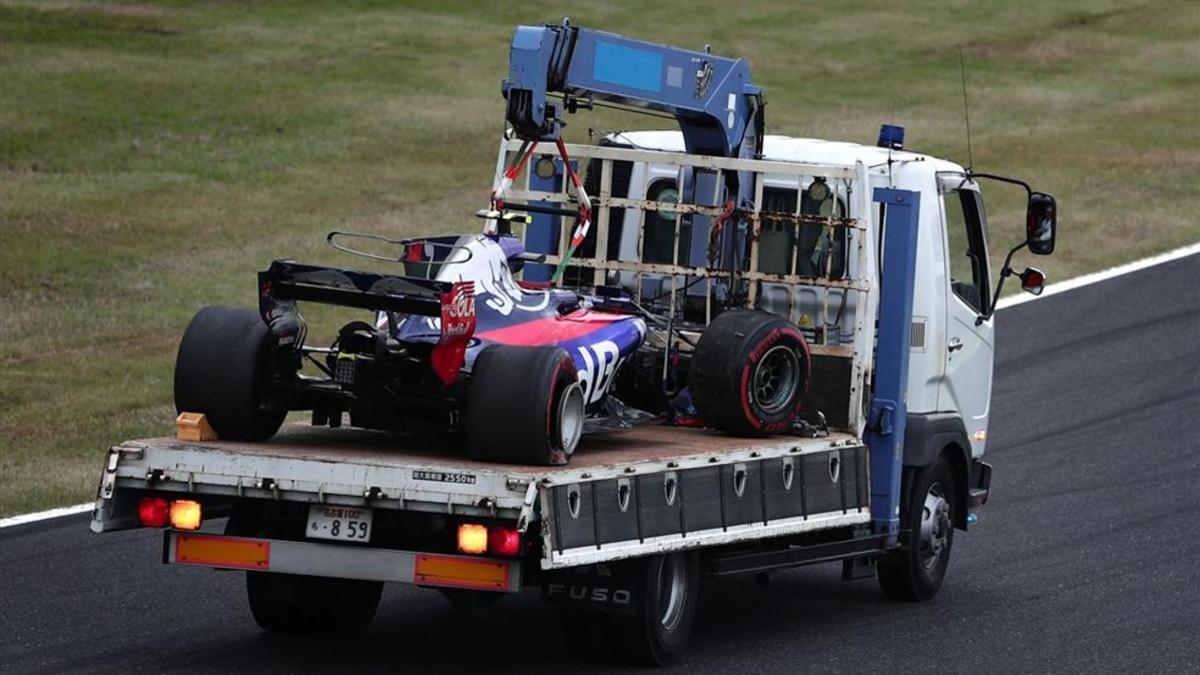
xmin=548 ymin=137 xmax=592 ymax=282
xmin=430 ymin=281 xmax=476 ymax=386
xmin=555 ymin=137 xmax=592 ymax=250
xmin=705 ymin=199 xmax=737 ymax=267
xmin=486 ymin=141 xmax=539 ymax=235
xmin=485 ymin=139 xmax=591 ymax=284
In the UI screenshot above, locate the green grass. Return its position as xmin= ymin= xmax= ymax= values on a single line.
xmin=1 ymin=0 xmax=1197 ymax=516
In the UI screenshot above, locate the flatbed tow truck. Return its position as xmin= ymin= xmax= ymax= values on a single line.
xmin=90 ymin=20 xmax=1059 ymax=665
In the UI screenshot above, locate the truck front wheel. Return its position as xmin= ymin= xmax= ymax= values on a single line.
xmin=877 ymin=456 xmax=956 ymax=601
xmin=246 ymin=572 xmax=382 ymax=635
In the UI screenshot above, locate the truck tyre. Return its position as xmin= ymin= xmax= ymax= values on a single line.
xmin=246 ymin=572 xmax=382 ymax=635
xmin=610 ymin=552 xmax=700 ymax=667
xmin=466 ymin=345 xmax=584 ymax=465
xmin=174 ymin=306 xmax=286 ymax=442
xmin=691 ymin=309 xmax=810 ymax=436
xmin=877 ymin=455 xmax=956 ymax=601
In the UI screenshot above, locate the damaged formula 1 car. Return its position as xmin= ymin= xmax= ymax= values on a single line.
xmin=174 ymin=229 xmax=659 ymax=466
xmin=173 ymin=19 xmax=831 ymax=466
xmin=174 ymin=212 xmax=816 ymax=467
xmin=173 ymin=140 xmax=823 ymax=468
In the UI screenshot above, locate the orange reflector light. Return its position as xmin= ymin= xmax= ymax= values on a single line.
xmin=457 ymin=523 xmax=488 ymax=555
xmin=175 ymin=534 xmax=270 ymax=569
xmin=137 ymin=497 xmax=169 ymax=528
xmin=169 ymin=500 xmax=203 ymax=530
xmin=414 ymin=554 xmax=509 ymax=591
xmin=488 ymin=526 xmax=522 ymax=557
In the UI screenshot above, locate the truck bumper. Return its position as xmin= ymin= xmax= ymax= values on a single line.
xmin=163 ymin=531 xmax=522 ymax=592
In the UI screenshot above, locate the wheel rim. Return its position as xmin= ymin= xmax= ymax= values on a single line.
xmin=751 ymin=345 xmax=801 ymax=415
xmin=657 ymin=555 xmax=687 ymax=632
xmin=918 ymin=483 xmax=951 ymax=570
xmin=557 ymin=382 xmax=585 ymax=456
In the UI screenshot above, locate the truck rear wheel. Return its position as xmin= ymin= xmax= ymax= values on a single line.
xmin=465 ymin=345 xmax=584 ymax=465
xmin=174 ymin=306 xmax=286 ymax=441
xmin=246 ymin=572 xmax=382 ymax=635
xmin=877 ymin=455 xmax=956 ymax=601
xmin=562 ymin=553 xmax=699 ymax=666
xmin=616 ymin=552 xmax=700 ymax=666
xmin=691 ymin=309 xmax=810 ymax=436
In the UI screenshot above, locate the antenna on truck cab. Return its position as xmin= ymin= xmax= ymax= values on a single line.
xmin=958 ymin=47 xmax=974 ymax=171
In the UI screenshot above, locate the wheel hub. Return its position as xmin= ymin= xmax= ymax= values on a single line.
xmin=751 ymin=345 xmax=800 ymax=415
xmin=918 ymin=485 xmax=951 ymax=569
xmin=657 ymin=555 xmax=687 ymax=632
xmin=556 ymin=382 xmax=585 ymax=456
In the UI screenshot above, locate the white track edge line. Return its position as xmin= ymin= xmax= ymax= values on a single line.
xmin=3 ymin=242 xmax=1198 ymax=530
xmin=0 ymin=502 xmax=94 ymax=529
xmin=996 ymin=242 xmax=1200 ymax=310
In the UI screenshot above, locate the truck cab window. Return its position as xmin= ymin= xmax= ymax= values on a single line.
xmin=943 ymin=189 xmax=990 ymax=315
xmin=758 ymin=187 xmax=796 ymax=274
xmin=643 ymin=179 xmax=687 ymax=264
xmin=759 ymin=186 xmax=845 ymax=277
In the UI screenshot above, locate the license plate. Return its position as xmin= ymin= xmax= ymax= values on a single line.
xmin=306 ymin=505 xmax=373 ymax=543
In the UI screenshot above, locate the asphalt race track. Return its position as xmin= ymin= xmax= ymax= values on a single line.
xmin=2 ymin=254 xmax=1197 ymax=674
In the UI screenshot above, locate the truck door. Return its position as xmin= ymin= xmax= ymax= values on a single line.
xmin=938 ymin=184 xmax=994 ymax=458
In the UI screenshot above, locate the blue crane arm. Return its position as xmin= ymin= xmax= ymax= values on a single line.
xmin=502 ymin=20 xmax=763 ymax=160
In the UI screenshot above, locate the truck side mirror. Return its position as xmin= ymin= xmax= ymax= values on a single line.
xmin=1026 ymin=192 xmax=1056 ymax=256
xmin=1018 ymin=267 xmax=1046 ymax=296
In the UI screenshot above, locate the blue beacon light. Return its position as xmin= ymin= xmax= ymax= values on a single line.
xmin=878 ymin=124 xmax=905 ymax=150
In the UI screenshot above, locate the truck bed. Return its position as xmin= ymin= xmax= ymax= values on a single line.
xmin=140 ymin=422 xmax=856 ymax=475
xmin=93 ymin=422 xmax=870 ymax=568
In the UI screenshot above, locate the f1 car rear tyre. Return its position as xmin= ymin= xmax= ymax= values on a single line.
xmin=466 ymin=345 xmax=583 ymax=465
xmin=246 ymin=572 xmax=382 ymax=635
xmin=877 ymin=455 xmax=956 ymax=601
xmin=690 ymin=309 xmax=811 ymax=436
xmin=174 ymin=306 xmax=286 ymax=441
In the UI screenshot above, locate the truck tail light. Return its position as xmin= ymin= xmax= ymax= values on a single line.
xmin=137 ymin=497 xmax=170 ymax=528
xmin=457 ymin=523 xmax=488 ymax=555
xmin=169 ymin=500 xmax=203 ymax=530
xmin=488 ymin=526 xmax=522 ymax=557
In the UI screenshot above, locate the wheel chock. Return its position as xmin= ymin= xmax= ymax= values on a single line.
xmin=176 ymin=412 xmax=218 ymax=442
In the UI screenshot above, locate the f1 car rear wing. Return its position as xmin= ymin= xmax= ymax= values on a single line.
xmin=259 ymin=258 xmax=478 ymax=385
xmin=260 ymin=260 xmax=450 ymax=317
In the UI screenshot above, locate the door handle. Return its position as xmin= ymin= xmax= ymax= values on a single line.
xmin=948 ymin=337 xmax=964 ymax=352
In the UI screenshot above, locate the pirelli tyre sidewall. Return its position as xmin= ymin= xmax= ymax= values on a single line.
xmin=691 ymin=309 xmax=811 ymax=437
xmin=465 ymin=344 xmax=580 ymax=465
